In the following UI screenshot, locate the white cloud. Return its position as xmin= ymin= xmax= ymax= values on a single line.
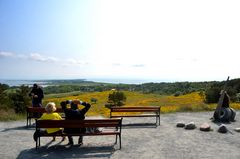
xmin=0 ymin=52 xmax=14 ymax=57
xmin=112 ymin=63 xmax=121 ymax=66
xmin=132 ymin=64 xmax=145 ymax=68
xmin=30 ymin=53 xmax=46 ymax=61
xmin=29 ymin=53 xmax=59 ymax=62
xmin=61 ymin=58 xmax=89 ymax=66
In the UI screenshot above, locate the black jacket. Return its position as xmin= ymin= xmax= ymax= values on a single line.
xmin=63 ymin=102 xmax=91 ymax=133
xmin=29 ymin=87 xmax=44 ymax=105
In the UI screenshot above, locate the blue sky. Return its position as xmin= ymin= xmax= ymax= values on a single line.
xmin=0 ymin=0 xmax=240 ymax=82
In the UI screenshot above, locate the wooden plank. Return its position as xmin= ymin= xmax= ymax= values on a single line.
xmin=111 ymin=115 xmax=158 ymax=117
xmin=111 ymin=106 xmax=160 ymax=109
xmin=27 ymin=107 xmax=63 ymax=113
xmin=111 ymin=109 xmax=159 ymax=112
xmin=36 ymin=119 xmax=122 ymax=128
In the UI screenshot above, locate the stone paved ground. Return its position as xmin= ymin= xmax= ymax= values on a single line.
xmin=0 ymin=111 xmax=240 ymax=159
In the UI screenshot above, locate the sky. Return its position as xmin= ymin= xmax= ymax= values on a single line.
xmin=0 ymin=0 xmax=240 ymax=83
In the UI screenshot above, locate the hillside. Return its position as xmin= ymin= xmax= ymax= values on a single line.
xmin=43 ymin=91 xmax=240 ymax=117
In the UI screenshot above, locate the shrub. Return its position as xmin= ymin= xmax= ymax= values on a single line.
xmin=9 ymin=85 xmax=31 ymax=114
xmin=91 ymin=97 xmax=97 ymax=103
xmin=107 ymin=91 xmax=126 ymax=106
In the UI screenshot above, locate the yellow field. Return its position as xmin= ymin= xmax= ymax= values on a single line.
xmin=43 ymin=91 xmax=240 ymax=117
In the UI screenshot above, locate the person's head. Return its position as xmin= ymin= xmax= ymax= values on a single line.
xmin=70 ymin=99 xmax=80 ymax=110
xmin=60 ymin=101 xmax=67 ymax=110
xmin=45 ymin=102 xmax=56 ymax=113
xmin=33 ymin=83 xmax=38 ymax=89
xmin=70 ymin=102 xmax=78 ymax=110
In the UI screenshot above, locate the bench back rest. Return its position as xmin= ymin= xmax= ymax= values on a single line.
xmin=27 ymin=107 xmax=63 ymax=113
xmin=36 ymin=118 xmax=122 ymax=129
xmin=111 ymin=106 xmax=160 ymax=113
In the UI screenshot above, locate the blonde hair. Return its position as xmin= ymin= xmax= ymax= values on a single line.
xmin=45 ymin=102 xmax=57 ymax=113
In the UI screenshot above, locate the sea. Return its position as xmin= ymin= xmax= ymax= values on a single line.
xmin=0 ymin=78 xmax=166 ymax=87
xmin=0 ymin=80 xmax=49 ymax=87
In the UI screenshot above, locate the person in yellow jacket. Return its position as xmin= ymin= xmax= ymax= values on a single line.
xmin=33 ymin=102 xmax=65 ymax=142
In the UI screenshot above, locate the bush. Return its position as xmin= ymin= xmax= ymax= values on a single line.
xmin=107 ymin=91 xmax=126 ymax=106
xmin=205 ymin=87 xmax=221 ymax=103
xmin=91 ymin=98 xmax=97 ymax=103
xmin=9 ymin=85 xmax=31 ymax=114
xmin=174 ymin=91 xmax=181 ymax=97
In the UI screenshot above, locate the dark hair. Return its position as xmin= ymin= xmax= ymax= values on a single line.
xmin=70 ymin=103 xmax=78 ymax=110
xmin=33 ymin=83 xmax=38 ymax=88
xmin=60 ymin=101 xmax=67 ymax=110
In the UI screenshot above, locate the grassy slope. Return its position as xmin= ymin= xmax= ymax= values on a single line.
xmin=1 ymin=91 xmax=240 ymax=121
xmin=43 ymin=91 xmax=240 ymax=118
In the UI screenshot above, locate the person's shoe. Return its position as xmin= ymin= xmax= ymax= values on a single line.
xmin=94 ymin=128 xmax=102 ymax=133
xmin=67 ymin=141 xmax=74 ymax=146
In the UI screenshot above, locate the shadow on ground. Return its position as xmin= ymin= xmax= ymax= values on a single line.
xmin=122 ymin=123 xmax=157 ymax=129
xmin=1 ymin=125 xmax=34 ymax=132
xmin=17 ymin=144 xmax=116 ymax=159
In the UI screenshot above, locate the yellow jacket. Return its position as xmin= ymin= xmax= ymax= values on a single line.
xmin=39 ymin=112 xmax=62 ymax=134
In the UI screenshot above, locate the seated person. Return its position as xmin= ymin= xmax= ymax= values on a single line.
xmin=60 ymin=99 xmax=91 ymax=145
xmin=33 ymin=102 xmax=65 ymax=142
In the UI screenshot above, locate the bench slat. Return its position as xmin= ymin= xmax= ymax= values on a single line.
xmin=111 ymin=109 xmax=159 ymax=112
xmin=36 ymin=120 xmax=121 ymax=128
xmin=27 ymin=107 xmax=63 ymax=113
xmin=40 ymin=132 xmax=120 ymax=136
xmin=111 ymin=106 xmax=159 ymax=109
xmin=111 ymin=115 xmax=158 ymax=117
xmin=110 ymin=106 xmax=161 ymax=126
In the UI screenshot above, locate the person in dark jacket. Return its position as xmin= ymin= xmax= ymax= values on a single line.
xmin=29 ymin=83 xmax=44 ymax=118
xmin=60 ymin=99 xmax=91 ymax=146
xmin=29 ymin=83 xmax=44 ymax=107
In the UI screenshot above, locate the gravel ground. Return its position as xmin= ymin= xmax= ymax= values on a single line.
xmin=0 ymin=111 xmax=240 ymax=159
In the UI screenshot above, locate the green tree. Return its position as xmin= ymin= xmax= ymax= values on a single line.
xmin=205 ymin=87 xmax=221 ymax=103
xmin=108 ymin=91 xmax=126 ymax=106
xmin=9 ymin=85 xmax=31 ymax=113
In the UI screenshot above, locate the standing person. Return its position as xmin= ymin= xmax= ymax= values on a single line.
xmin=60 ymin=99 xmax=91 ymax=146
xmin=33 ymin=102 xmax=65 ymax=142
xmin=29 ymin=83 xmax=44 ymax=107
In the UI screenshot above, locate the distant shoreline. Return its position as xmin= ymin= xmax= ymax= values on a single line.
xmin=0 ymin=78 xmax=166 ymax=86
xmin=0 ymin=78 xmax=229 ymax=87
xmin=0 ymin=79 xmax=50 ymax=87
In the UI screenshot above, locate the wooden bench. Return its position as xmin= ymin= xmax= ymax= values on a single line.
xmin=35 ymin=118 xmax=122 ymax=150
xmin=110 ymin=106 xmax=161 ymax=126
xmin=26 ymin=107 xmax=63 ymax=127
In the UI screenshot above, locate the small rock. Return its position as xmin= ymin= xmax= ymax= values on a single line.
xmin=176 ymin=122 xmax=185 ymax=128
xmin=200 ymin=123 xmax=211 ymax=132
xmin=218 ymin=124 xmax=228 ymax=133
xmin=234 ymin=128 xmax=240 ymax=132
xmin=185 ymin=122 xmax=196 ymax=130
